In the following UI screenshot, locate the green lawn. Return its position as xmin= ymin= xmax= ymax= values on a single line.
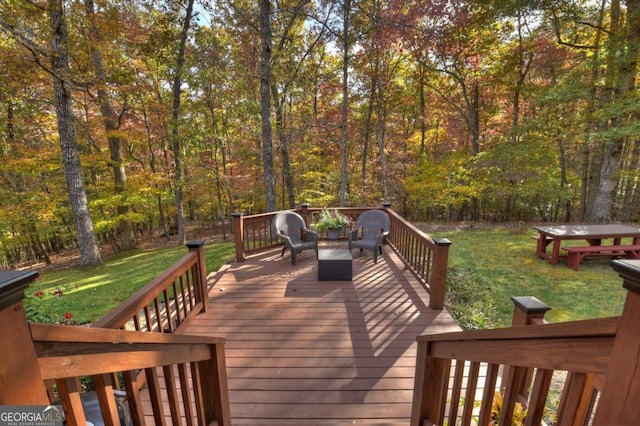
xmin=435 ymin=228 xmax=627 ymax=328
xmin=24 ymin=241 xmax=235 ymax=325
xmin=24 ymin=228 xmax=629 ymax=330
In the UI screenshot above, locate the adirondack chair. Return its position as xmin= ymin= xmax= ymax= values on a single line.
xmin=273 ymin=211 xmax=319 ymax=265
xmin=348 ymin=210 xmax=390 ymax=264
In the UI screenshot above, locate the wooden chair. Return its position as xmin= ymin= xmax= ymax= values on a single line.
xmin=348 ymin=210 xmax=390 ymax=263
xmin=273 ymin=211 xmax=318 ymax=265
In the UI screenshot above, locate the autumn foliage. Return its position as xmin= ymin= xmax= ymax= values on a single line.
xmin=1 ymin=0 xmax=639 ymax=266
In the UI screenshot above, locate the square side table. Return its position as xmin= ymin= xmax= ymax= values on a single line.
xmin=318 ymin=249 xmax=352 ymax=281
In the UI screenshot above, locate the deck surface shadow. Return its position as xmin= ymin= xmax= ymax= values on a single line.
xmin=185 ymin=245 xmax=461 ymax=425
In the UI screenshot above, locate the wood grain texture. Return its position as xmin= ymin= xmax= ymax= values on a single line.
xmin=176 ymin=246 xmax=461 ymax=425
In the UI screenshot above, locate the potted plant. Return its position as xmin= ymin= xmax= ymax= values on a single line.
xmin=315 ymin=209 xmax=350 ymax=239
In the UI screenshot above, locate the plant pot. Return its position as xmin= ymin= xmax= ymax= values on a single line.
xmin=327 ymin=228 xmax=342 ymax=240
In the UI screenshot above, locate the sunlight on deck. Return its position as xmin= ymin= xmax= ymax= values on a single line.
xmin=185 ymin=245 xmax=461 ymax=425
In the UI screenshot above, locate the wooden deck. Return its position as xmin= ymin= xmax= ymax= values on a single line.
xmin=184 ymin=244 xmax=461 ymax=425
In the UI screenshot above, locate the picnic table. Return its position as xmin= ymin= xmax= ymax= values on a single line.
xmin=533 ymin=224 xmax=640 ymax=270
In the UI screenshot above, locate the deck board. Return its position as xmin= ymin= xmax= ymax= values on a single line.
xmin=179 ymin=245 xmax=461 ymax=424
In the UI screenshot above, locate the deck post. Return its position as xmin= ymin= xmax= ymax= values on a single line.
xmin=429 ymin=238 xmax=452 ymax=310
xmin=187 ymin=240 xmax=208 ymax=312
xmin=511 ymin=296 xmax=551 ymax=326
xmin=0 ymin=270 xmax=50 ymax=404
xmin=198 ymin=343 xmax=232 ymax=425
xmin=299 ymin=203 xmax=311 ymax=227
xmin=232 ymin=212 xmax=245 ymax=262
xmin=501 ymin=297 xmax=551 ymax=397
xmin=411 ymin=340 xmax=449 ymax=425
xmin=593 ymin=259 xmax=640 ymax=423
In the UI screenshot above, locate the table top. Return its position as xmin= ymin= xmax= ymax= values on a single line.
xmin=318 ymin=248 xmax=352 ymax=261
xmin=533 ymin=224 xmax=640 ymax=238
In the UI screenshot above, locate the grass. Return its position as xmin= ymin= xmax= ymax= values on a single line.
xmin=435 ymin=227 xmax=628 ymax=328
xmin=24 ymin=241 xmax=235 ymax=325
xmin=24 ymin=227 xmax=630 ymax=329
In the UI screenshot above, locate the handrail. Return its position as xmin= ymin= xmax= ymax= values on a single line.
xmin=384 ymin=208 xmax=451 ymax=309
xmin=30 ymin=322 xmax=230 ymax=425
xmin=411 ymin=314 xmax=619 ymax=425
xmin=418 ymin=315 xmax=619 ymax=343
xmin=94 ymin=240 xmax=208 ymax=331
xmin=2 ymin=241 xmax=232 ymax=425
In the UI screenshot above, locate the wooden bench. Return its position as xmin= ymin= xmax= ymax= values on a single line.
xmin=562 ymin=245 xmax=640 ymax=271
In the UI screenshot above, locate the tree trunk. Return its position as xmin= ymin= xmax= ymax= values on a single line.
xmin=510 ymin=10 xmax=533 ymax=143
xmin=48 ymin=0 xmax=102 ymax=267
xmin=361 ymin=76 xmax=376 ymax=206
xmin=590 ymin=0 xmax=639 ymax=221
xmin=171 ymin=0 xmax=195 ymax=244
xmin=376 ymin=81 xmax=387 ymax=203
xmin=260 ymin=0 xmax=276 ymax=212
xmin=84 ymin=0 xmax=135 ymax=250
xmin=271 ymin=84 xmax=296 ymax=208
xmin=579 ymin=0 xmax=606 ymax=220
xmin=340 ymin=0 xmax=350 ymax=207
xmin=418 ymin=64 xmax=426 ymax=155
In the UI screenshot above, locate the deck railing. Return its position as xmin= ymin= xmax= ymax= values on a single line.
xmin=411 ymin=259 xmax=640 ymax=426
xmin=93 ymin=240 xmax=209 ymax=331
xmin=31 ymin=322 xmax=230 ymax=426
xmin=232 ymin=204 xmax=451 ymax=309
xmin=0 ymin=242 xmax=231 ymax=426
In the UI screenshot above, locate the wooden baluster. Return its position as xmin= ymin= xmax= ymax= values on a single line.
xmin=556 ymin=372 xmax=596 ymax=425
xmin=144 ymin=367 xmax=167 ymax=426
xmin=122 ymin=369 xmax=146 ymax=425
xmin=178 ymin=363 xmax=195 ymax=426
xmin=93 ymin=374 xmax=122 ymax=426
xmin=462 ymin=361 xmax=480 ymax=424
xmin=448 ymin=360 xmax=465 ymax=425
xmin=163 ymin=364 xmax=182 ymax=424
xmin=55 ymin=378 xmax=87 ymax=426
xmin=478 ymin=363 xmax=500 ymax=425
xmin=524 ymin=368 xmax=554 ymax=425
xmin=187 ymin=240 xmax=208 ymax=313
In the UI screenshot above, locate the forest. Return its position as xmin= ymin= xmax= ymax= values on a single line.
xmin=1 ymin=0 xmax=639 ymax=267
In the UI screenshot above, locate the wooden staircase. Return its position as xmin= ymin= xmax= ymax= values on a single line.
xmin=411 ymin=259 xmax=640 ymax=425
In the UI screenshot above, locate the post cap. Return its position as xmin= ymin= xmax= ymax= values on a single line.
xmin=186 ymin=240 xmax=205 ymax=249
xmin=612 ymin=259 xmax=640 ymax=295
xmin=511 ymin=296 xmax=551 ymax=314
xmin=0 ymin=270 xmax=39 ymax=310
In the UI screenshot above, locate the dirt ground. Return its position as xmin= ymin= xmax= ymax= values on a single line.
xmin=36 ymin=223 xmax=228 ymax=273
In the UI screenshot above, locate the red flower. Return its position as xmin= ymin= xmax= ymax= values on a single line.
xmin=63 ymin=312 xmax=73 ymax=320
xmin=53 ymin=290 xmax=63 ymax=297
xmin=33 ymin=290 xmax=45 ymax=298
